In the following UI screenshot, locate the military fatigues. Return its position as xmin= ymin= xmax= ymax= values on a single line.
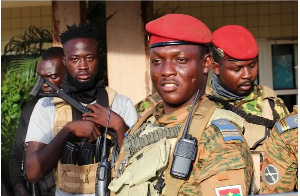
xmin=207 ymin=83 xmax=297 ymax=194
xmin=211 ymin=24 xmax=297 ymax=194
xmin=261 ymin=106 xmax=298 ymax=193
xmin=207 ymin=84 xmax=289 ymax=119
xmin=135 ymin=92 xmax=162 ymax=116
xmin=178 ymin=120 xmax=253 ymax=195
xmin=109 ymin=97 xmax=253 ymax=196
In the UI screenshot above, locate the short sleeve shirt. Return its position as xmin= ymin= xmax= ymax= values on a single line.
xmin=25 ymin=94 xmax=138 ymax=144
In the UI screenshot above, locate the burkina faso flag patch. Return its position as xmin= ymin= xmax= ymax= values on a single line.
xmin=215 ymin=185 xmax=243 ymax=196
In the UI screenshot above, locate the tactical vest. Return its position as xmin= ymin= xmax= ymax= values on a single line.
xmin=208 ymin=85 xmax=286 ymax=194
xmin=109 ymin=97 xmax=247 ymax=196
xmin=244 ymin=86 xmax=278 ymax=151
xmin=244 ymin=86 xmax=279 ymax=195
xmin=52 ymin=87 xmax=116 ymax=194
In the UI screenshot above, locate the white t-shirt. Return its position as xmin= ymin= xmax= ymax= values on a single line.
xmin=25 ymin=93 xmax=138 ymax=196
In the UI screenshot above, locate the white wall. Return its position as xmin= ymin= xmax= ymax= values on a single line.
xmin=106 ymin=1 xmax=151 ymax=104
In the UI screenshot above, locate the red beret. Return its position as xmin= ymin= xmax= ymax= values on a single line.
xmin=146 ymin=14 xmax=212 ymax=48
xmin=213 ymin=25 xmax=258 ymax=60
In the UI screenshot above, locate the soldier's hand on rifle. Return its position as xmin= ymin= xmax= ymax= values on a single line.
xmin=83 ymin=103 xmax=126 ymax=131
xmin=65 ymin=120 xmax=100 ymax=142
xmin=83 ymin=103 xmax=129 ymax=147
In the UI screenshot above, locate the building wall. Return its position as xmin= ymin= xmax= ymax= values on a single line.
xmin=1 ymin=1 xmax=298 ymax=104
xmin=2 ymin=1 xmax=297 ymax=51
xmin=153 ymin=1 xmax=298 ymax=39
xmin=1 ymin=1 xmax=53 ymax=52
xmin=151 ymin=1 xmax=298 ymax=96
xmin=106 ymin=1 xmax=150 ymax=104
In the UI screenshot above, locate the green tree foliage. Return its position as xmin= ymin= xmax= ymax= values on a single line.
xmin=1 ymin=57 xmax=41 ymax=195
xmin=3 ymin=25 xmax=52 ymax=56
xmin=2 ymin=26 xmax=52 ymax=77
xmin=1 ymin=57 xmax=40 ymax=158
xmin=1 ymin=25 xmax=52 ymax=194
xmin=1 ymin=25 xmax=52 ymax=159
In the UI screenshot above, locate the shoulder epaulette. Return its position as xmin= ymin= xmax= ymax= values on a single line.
xmin=262 ymin=85 xmax=277 ymax=99
xmin=211 ymin=118 xmax=243 ymax=142
xmin=275 ymin=114 xmax=298 ymax=134
xmin=208 ymin=108 xmax=245 ymax=129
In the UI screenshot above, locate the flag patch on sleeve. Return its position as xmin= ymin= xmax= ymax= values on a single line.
xmin=215 ymin=184 xmax=243 ymax=196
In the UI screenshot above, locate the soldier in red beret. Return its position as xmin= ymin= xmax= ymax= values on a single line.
xmin=109 ymin=14 xmax=253 ymax=196
xmin=207 ymin=25 xmax=297 ymax=194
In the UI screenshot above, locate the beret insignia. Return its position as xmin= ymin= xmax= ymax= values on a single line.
xmin=216 ymin=47 xmax=225 ymax=58
xmin=212 ymin=25 xmax=258 ymax=60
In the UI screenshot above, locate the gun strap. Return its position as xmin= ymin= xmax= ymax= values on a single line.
xmin=96 ymin=87 xmax=109 ymax=108
xmin=207 ymin=95 xmax=277 ymax=129
xmin=72 ymin=87 xmax=109 ymax=121
xmin=69 ymin=87 xmax=109 ymax=165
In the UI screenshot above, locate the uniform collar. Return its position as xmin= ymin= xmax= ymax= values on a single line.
xmin=153 ymin=101 xmax=191 ymax=127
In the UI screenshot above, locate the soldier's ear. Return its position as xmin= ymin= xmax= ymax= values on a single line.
xmin=212 ymin=61 xmax=220 ymax=75
xmin=203 ymin=54 xmax=212 ymax=74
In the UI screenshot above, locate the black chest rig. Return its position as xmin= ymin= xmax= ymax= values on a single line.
xmin=60 ymin=87 xmax=113 ymax=165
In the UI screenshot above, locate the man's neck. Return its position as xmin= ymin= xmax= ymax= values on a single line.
xmin=211 ymin=73 xmax=247 ymax=100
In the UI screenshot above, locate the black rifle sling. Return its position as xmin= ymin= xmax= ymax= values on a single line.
xmin=69 ymin=87 xmax=109 ymax=165
xmin=207 ymin=95 xmax=277 ymax=129
xmin=96 ymin=87 xmax=109 ymax=109
xmin=268 ymin=99 xmax=280 ymax=122
xmin=71 ymin=87 xmax=109 ymax=121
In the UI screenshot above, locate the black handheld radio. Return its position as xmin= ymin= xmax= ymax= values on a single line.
xmin=170 ymin=90 xmax=200 ymax=179
xmin=95 ymin=108 xmax=112 ymax=196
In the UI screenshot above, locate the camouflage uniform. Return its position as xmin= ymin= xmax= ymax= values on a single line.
xmin=178 ymin=120 xmax=253 ymax=195
xmin=207 ymin=82 xmax=297 ymax=194
xmin=110 ymin=98 xmax=253 ymax=195
xmin=261 ymin=106 xmax=298 ymax=193
xmin=206 ymin=83 xmax=289 ymax=118
xmin=135 ymin=92 xmax=162 ymax=116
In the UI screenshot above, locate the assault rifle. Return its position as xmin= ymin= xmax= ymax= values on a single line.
xmin=30 ymin=75 xmax=90 ymax=114
xmin=30 ymin=75 xmax=113 ymax=195
xmin=95 ymin=108 xmax=112 ymax=196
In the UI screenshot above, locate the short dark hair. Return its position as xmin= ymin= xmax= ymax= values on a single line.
xmin=59 ymin=24 xmax=100 ymax=45
xmin=42 ymin=47 xmax=64 ymax=60
xmin=212 ymin=46 xmax=222 ymax=64
xmin=199 ymin=44 xmax=210 ymax=58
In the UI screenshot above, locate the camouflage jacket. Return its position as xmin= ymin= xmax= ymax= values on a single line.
xmin=206 ymin=82 xmax=289 ymax=119
xmin=135 ymin=92 xmax=162 ymax=116
xmin=178 ymin=121 xmax=253 ymax=196
xmin=206 ymin=82 xmax=296 ymax=194
xmin=111 ymin=98 xmax=253 ymax=196
xmin=261 ymin=106 xmax=298 ymax=193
